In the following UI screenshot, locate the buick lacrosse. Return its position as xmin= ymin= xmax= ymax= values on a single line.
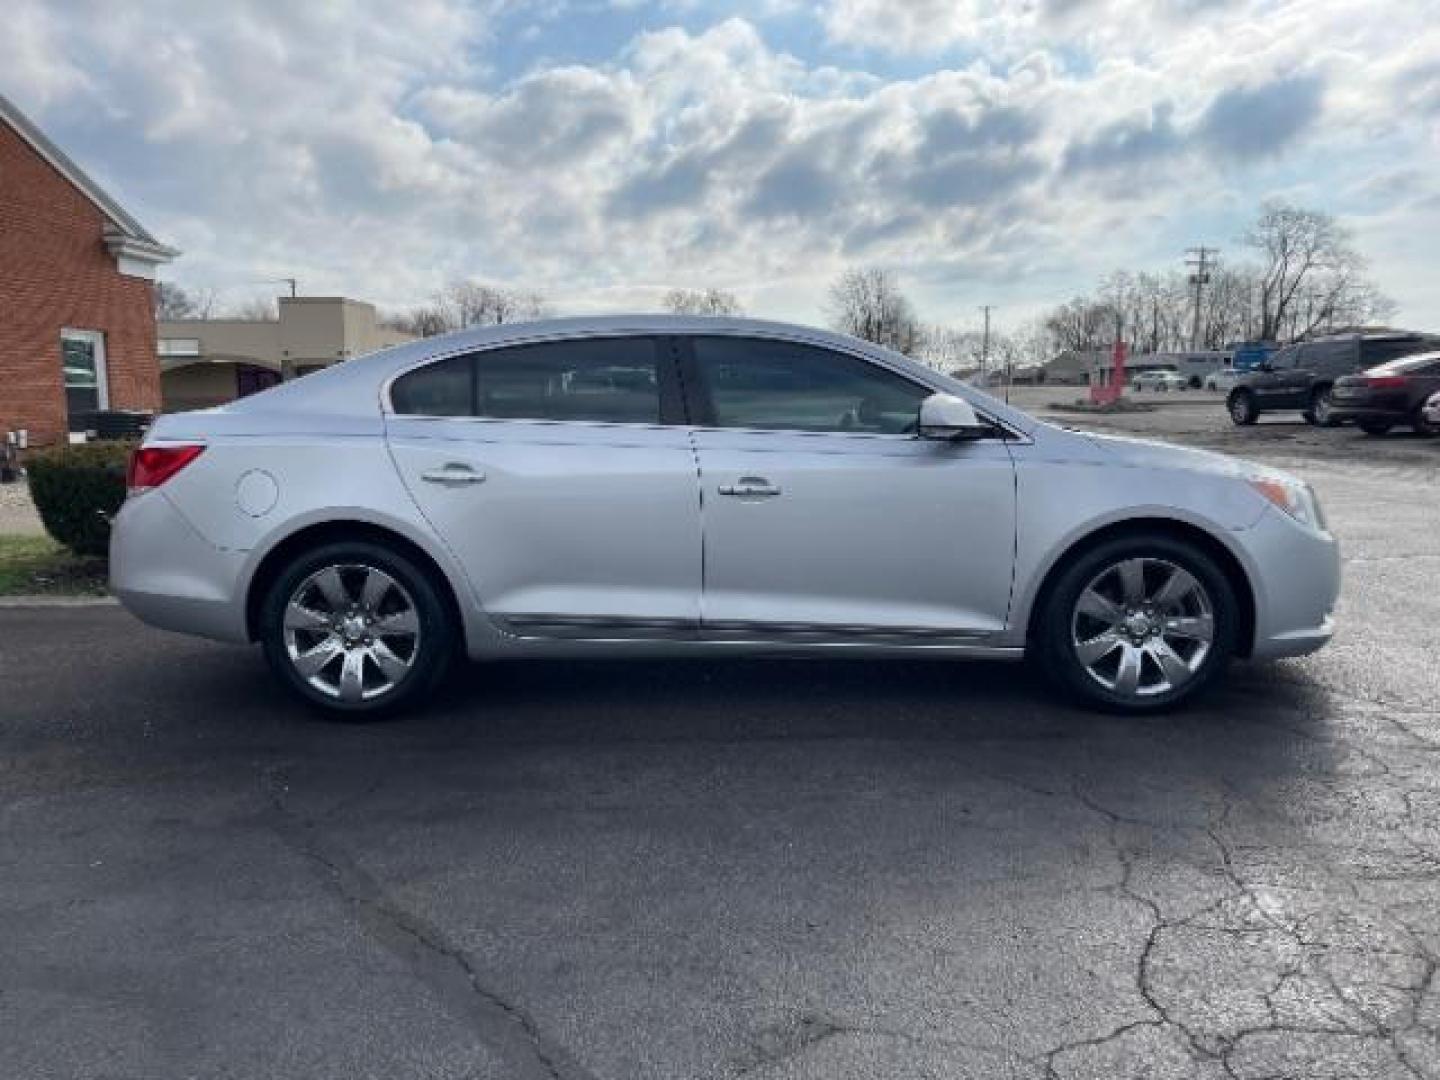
xmin=111 ymin=316 xmax=1338 ymax=718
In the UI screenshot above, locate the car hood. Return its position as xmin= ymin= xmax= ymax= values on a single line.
xmin=1080 ymin=430 xmax=1281 ymax=481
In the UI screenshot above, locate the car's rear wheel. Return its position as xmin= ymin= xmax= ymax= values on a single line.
xmin=1228 ymin=390 xmax=1258 ymax=426
xmin=1413 ymin=403 xmax=1440 ymax=438
xmin=1035 ymin=534 xmax=1238 ymax=713
xmin=1359 ymin=420 xmax=1394 ymax=436
xmin=259 ymin=540 xmax=454 ymax=719
xmin=1306 ymin=385 xmax=1338 ymax=427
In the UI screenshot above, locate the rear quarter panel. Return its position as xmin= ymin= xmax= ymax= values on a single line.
xmin=148 ymin=411 xmax=501 ymax=652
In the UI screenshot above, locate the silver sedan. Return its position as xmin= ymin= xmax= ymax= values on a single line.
xmin=111 ymin=316 xmax=1339 ymax=718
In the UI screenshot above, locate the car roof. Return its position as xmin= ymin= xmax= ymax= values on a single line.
xmin=217 ymin=313 xmax=1039 ymax=433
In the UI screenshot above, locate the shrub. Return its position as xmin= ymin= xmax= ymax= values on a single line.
xmin=27 ymin=440 xmax=135 ymax=557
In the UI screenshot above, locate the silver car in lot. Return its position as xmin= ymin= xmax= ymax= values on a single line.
xmin=111 ymin=315 xmax=1339 ymax=718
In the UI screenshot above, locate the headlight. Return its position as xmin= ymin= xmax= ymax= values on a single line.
xmin=1248 ymin=476 xmax=1326 ymax=531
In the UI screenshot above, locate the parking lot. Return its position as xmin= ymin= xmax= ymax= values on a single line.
xmin=3 ymin=397 xmax=1439 ymax=1079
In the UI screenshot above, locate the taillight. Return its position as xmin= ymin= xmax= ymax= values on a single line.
xmin=127 ymin=444 xmax=205 ymax=494
xmin=1366 ymin=375 xmax=1408 ymax=389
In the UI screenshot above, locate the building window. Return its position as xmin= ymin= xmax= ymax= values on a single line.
xmin=60 ymin=329 xmax=108 ymax=432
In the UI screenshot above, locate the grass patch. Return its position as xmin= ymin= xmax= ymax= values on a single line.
xmin=0 ymin=534 xmax=109 ymax=597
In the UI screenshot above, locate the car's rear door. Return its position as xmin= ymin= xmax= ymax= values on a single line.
xmin=384 ymin=334 xmax=702 ymax=640
xmin=682 ymin=334 xmax=1017 ymax=641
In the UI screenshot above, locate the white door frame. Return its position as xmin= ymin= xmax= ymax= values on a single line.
xmin=60 ymin=328 xmax=110 ymax=412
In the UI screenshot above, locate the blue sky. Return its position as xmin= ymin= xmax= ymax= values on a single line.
xmin=5 ymin=0 xmax=1438 ymax=337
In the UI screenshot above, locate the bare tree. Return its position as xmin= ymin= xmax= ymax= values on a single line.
xmin=439 ymin=281 xmax=549 ymax=328
xmin=229 ymin=295 xmax=280 ymax=321
xmin=1242 ymin=202 xmax=1391 ymax=341
xmin=663 ymin=287 xmax=743 ymax=316
xmin=154 ymin=282 xmax=219 ymax=320
xmin=387 ymin=282 xmax=551 ymax=337
xmin=913 ymin=324 xmax=982 ymax=373
xmin=827 ymin=268 xmax=921 ymax=354
xmin=382 ymin=305 xmax=449 ymax=338
xmin=1044 ymin=296 xmax=1117 ymax=353
xmin=154 ymin=281 xmax=196 ymax=320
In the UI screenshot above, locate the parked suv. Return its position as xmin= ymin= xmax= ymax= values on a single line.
xmin=1226 ymin=332 xmax=1440 ymax=427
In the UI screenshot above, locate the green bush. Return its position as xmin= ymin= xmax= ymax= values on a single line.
xmin=27 ymin=440 xmax=134 ymax=557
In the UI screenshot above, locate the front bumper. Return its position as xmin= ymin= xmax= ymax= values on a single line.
xmin=110 ymin=490 xmax=250 ymax=643
xmin=1243 ymin=506 xmax=1340 ymax=661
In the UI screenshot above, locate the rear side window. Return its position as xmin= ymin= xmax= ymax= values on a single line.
xmin=390 ymin=354 xmax=473 ymax=416
xmin=390 ymin=337 xmax=662 ymax=424
xmin=691 ymin=336 xmax=929 ymax=434
xmin=1361 ymin=337 xmax=1440 ymax=368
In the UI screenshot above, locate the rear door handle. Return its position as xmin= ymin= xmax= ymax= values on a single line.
xmin=421 ymin=464 xmax=486 ymax=486
xmin=718 ymin=476 xmax=781 ymax=499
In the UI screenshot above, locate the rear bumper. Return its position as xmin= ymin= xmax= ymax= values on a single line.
xmin=1329 ymin=404 xmax=1409 ymax=424
xmin=109 ymin=491 xmax=250 ymax=643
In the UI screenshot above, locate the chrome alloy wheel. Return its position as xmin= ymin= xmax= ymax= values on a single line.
xmin=282 ymin=564 xmax=421 ymax=703
xmin=1069 ymin=557 xmax=1215 ymax=699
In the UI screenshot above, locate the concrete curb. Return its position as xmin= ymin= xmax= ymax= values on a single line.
xmin=0 ymin=595 xmax=118 ymax=608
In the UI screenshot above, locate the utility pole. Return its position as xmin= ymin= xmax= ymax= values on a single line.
xmin=1185 ymin=247 xmax=1217 ymax=351
xmin=979 ymin=304 xmax=994 ymax=384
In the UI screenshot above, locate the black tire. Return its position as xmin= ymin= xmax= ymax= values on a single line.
xmin=259 ymin=540 xmax=454 ymax=720
xmin=1033 ymin=533 xmax=1239 ymax=714
xmin=1413 ymin=404 xmax=1440 ymax=438
xmin=1359 ymin=421 xmax=1394 ymax=437
xmin=1227 ymin=390 xmax=1258 ymax=426
xmin=1308 ymin=385 xmax=1339 ymax=428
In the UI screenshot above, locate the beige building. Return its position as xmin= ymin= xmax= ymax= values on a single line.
xmin=159 ymin=296 xmax=413 ymax=411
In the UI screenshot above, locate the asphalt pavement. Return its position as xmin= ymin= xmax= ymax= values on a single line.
xmin=2 ymin=402 xmax=1439 ymax=1079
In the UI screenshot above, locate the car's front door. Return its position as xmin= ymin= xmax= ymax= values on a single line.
xmin=385 ymin=335 xmax=702 ymax=639
xmin=1251 ymin=345 xmax=1302 ymax=407
xmin=683 ymin=335 xmax=1017 ymax=641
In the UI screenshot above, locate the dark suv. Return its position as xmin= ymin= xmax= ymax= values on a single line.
xmin=1226 ymin=332 xmax=1440 ymax=427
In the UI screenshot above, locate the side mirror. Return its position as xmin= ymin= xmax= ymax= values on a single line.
xmin=917 ymin=393 xmax=988 ymax=441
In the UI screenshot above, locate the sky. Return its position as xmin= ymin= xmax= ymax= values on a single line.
xmin=4 ymin=0 xmax=1439 ymax=336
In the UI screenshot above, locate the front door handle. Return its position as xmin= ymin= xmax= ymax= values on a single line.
xmin=718 ymin=476 xmax=781 ymax=499
xmin=421 ymin=463 xmax=486 ymax=486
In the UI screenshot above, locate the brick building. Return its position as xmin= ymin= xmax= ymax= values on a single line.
xmin=0 ymin=92 xmax=176 ymax=448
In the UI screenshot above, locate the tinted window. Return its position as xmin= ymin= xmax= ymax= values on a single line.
xmin=1361 ymin=337 xmax=1440 ymax=368
xmin=1367 ymin=352 xmax=1440 ymax=376
xmin=391 ymin=354 xmax=473 ymax=416
xmin=1269 ymin=346 xmax=1300 ymax=370
xmin=391 ymin=337 xmax=662 ymax=424
xmin=692 ymin=337 xmax=929 ymax=434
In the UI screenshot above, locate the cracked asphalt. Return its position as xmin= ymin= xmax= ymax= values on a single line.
xmin=2 ymin=403 xmax=1438 ymax=1079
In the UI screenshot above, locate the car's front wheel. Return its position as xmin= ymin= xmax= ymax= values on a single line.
xmin=1228 ymin=390 xmax=1258 ymax=426
xmin=259 ymin=540 xmax=454 ymax=719
xmin=1035 ymin=534 xmax=1238 ymax=713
